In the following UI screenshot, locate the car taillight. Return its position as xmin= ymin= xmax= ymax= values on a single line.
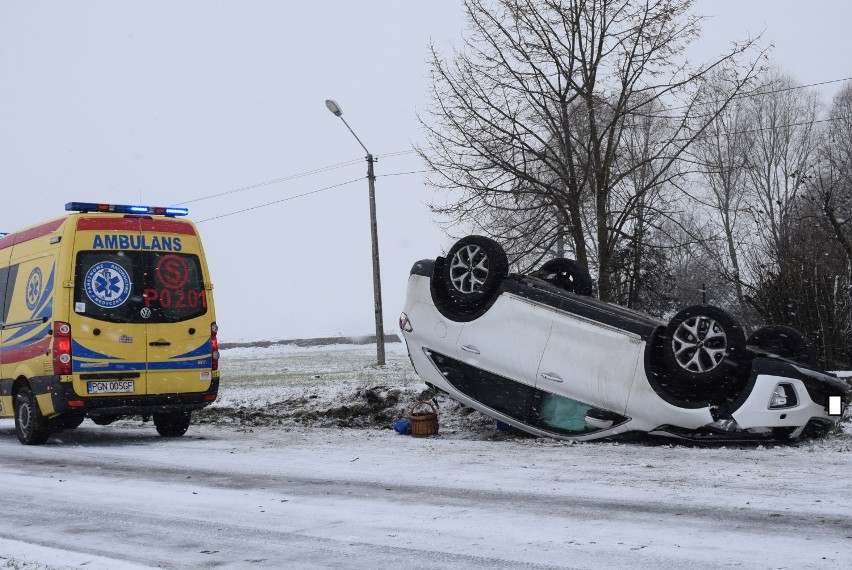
xmin=53 ymin=321 xmax=72 ymax=375
xmin=211 ymin=322 xmax=219 ymax=371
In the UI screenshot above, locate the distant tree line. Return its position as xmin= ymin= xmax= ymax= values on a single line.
xmin=418 ymin=0 xmax=852 ymax=368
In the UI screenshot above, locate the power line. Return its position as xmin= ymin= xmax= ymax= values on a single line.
xmin=180 ymin=77 xmax=849 ymax=210
xmin=184 ymin=77 xmax=851 ymax=220
xmin=378 ymin=169 xmax=429 ymax=178
xmin=175 ymin=158 xmax=364 ymax=206
xmin=175 ymin=149 xmax=419 ymax=208
xmin=193 ymin=168 xmax=430 ymax=223
xmin=641 ymin=76 xmax=852 ymax=115
xmin=195 ymin=177 xmax=364 ymax=223
xmin=377 ymin=149 xmax=419 ymax=159
xmin=737 ymin=76 xmax=852 ymax=98
xmin=675 ymin=114 xmax=850 ymax=145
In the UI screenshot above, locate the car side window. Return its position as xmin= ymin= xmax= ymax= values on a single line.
xmin=427 ymin=351 xmax=536 ymax=422
xmin=426 ymin=350 xmax=628 ymax=436
xmin=535 ymin=393 xmax=594 ymax=434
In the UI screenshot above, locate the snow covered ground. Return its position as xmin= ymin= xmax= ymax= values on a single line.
xmin=0 ymin=342 xmax=850 ymax=569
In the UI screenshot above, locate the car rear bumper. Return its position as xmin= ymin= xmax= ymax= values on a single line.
xmin=31 ymin=375 xmax=220 ymax=417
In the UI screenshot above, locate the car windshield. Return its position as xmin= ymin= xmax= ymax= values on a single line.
xmin=74 ymin=250 xmax=208 ymax=324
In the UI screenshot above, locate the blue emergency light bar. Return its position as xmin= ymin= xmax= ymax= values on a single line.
xmin=0 ymin=233 xmax=7 ymax=238
xmin=65 ymin=202 xmax=189 ymax=217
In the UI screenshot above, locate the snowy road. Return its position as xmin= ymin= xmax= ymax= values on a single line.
xmin=0 ymin=420 xmax=849 ymax=569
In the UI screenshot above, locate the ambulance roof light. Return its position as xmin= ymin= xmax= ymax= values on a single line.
xmin=65 ymin=202 xmax=189 ymax=217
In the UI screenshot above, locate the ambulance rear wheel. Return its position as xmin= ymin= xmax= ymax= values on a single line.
xmin=154 ymin=411 xmax=192 ymax=437
xmin=14 ymin=386 xmax=50 ymax=445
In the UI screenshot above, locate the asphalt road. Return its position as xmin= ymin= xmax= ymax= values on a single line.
xmin=0 ymin=421 xmax=849 ymax=569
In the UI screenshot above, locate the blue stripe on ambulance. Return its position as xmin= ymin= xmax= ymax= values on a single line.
xmin=2 ymin=325 xmax=50 ymax=351
xmin=72 ymin=361 xmax=147 ymax=372
xmin=70 ymin=339 xmax=212 ymax=372
xmin=151 ymin=339 xmax=212 ymax=370
xmin=72 ymin=339 xmax=121 ymax=360
xmin=148 ymin=358 xmax=212 ymax=370
xmin=32 ymin=265 xmax=55 ymax=315
xmin=72 ymin=360 xmax=212 ymax=372
xmin=169 ymin=339 xmax=212 ymax=359
xmin=5 ymin=265 xmax=55 ymax=345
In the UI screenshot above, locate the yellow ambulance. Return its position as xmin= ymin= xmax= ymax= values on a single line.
xmin=0 ymin=202 xmax=219 ymax=444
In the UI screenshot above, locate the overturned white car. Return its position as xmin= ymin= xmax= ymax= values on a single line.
xmin=399 ymin=235 xmax=850 ymax=442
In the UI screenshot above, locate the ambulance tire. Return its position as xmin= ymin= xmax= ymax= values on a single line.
xmin=154 ymin=411 xmax=192 ymax=437
xmin=14 ymin=386 xmax=50 ymax=445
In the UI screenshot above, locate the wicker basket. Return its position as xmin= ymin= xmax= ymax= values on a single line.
xmin=408 ymin=401 xmax=439 ymax=437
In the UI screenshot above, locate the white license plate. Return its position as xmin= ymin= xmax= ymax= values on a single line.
xmin=87 ymin=380 xmax=135 ymax=394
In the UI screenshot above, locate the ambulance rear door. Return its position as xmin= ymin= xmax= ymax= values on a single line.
xmin=70 ymin=216 xmax=150 ymax=397
xmin=139 ymin=218 xmax=214 ymax=396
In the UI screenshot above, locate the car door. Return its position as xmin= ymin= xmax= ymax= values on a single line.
xmin=535 ymin=309 xmax=645 ymax=415
xmin=454 ymin=293 xmax=553 ymax=388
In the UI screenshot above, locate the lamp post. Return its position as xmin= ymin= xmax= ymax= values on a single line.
xmin=325 ymin=99 xmax=386 ymax=366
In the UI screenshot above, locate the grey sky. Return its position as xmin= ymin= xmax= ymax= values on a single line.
xmin=1 ymin=1 xmax=849 ymax=342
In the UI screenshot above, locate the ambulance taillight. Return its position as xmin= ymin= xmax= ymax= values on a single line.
xmin=211 ymin=322 xmax=219 ymax=371
xmin=53 ymin=321 xmax=72 ymax=375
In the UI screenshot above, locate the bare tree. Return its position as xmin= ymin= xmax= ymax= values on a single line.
xmin=811 ymin=82 xmax=852 ymax=275
xmin=743 ymin=71 xmax=823 ymax=278
xmin=800 ymin=82 xmax=852 ymax=365
xmin=608 ymin=97 xmax=685 ymax=311
xmin=688 ymin=78 xmax=756 ymax=320
xmin=419 ymin=0 xmax=764 ymax=301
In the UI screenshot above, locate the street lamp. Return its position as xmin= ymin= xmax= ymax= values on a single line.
xmin=325 ymin=99 xmax=386 ymax=366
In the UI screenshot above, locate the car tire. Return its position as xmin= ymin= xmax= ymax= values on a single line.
xmin=662 ymin=305 xmax=746 ymax=390
xmin=537 ymin=258 xmax=593 ymax=296
xmin=154 ymin=411 xmax=192 ymax=437
xmin=747 ymin=324 xmax=818 ymax=367
xmin=440 ymin=235 xmax=508 ymax=312
xmin=14 ymin=386 xmax=51 ymax=445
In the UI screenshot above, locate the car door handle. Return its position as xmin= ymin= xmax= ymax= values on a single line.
xmin=541 ymin=372 xmax=563 ymax=383
xmin=460 ymin=345 xmax=480 ymax=355
xmin=149 ymin=341 xmax=171 ymax=347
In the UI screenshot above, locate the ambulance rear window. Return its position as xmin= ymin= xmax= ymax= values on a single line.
xmin=74 ymin=251 xmax=209 ymax=323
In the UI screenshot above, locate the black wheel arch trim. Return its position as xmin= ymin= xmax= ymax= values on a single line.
xmin=643 ymin=327 xmax=713 ymax=409
xmin=429 ymin=256 xmax=507 ymax=323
